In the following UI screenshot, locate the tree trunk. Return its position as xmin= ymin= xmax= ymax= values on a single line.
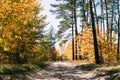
xmin=90 ymin=0 xmax=100 ymax=64
xmin=117 ymin=17 xmax=120 ymax=61
xmin=86 ymin=0 xmax=89 ymax=25
xmin=83 ymin=0 xmax=86 ymax=24
xmin=72 ymin=23 xmax=75 ymax=60
xmin=93 ymin=0 xmax=99 ymax=35
xmin=15 ymin=52 xmax=21 ymax=63
xmin=110 ymin=0 xmax=114 ymax=46
xmin=101 ymin=0 xmax=105 ymax=35
xmin=117 ymin=0 xmax=120 ymax=61
xmin=72 ymin=0 xmax=75 ymax=60
xmin=73 ymin=0 xmax=78 ymax=60
xmin=104 ymin=0 xmax=109 ymax=41
xmin=73 ymin=0 xmax=78 ymax=36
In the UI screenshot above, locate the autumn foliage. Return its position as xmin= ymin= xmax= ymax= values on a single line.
xmin=62 ymin=43 xmax=72 ymax=60
xmin=80 ymin=28 xmax=117 ymax=64
xmin=51 ymin=48 xmax=59 ymax=61
xmin=0 ymin=0 xmax=46 ymax=64
xmin=63 ymin=27 xmax=118 ymax=64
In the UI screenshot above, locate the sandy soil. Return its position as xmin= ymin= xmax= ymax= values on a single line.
xmin=26 ymin=61 xmax=106 ymax=80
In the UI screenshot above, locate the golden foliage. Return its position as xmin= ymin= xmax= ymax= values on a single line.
xmin=63 ymin=27 xmax=118 ymax=64
xmin=0 ymin=0 xmax=45 ymax=63
xmin=80 ymin=28 xmax=117 ymax=64
xmin=62 ymin=43 xmax=72 ymax=60
xmin=52 ymin=48 xmax=59 ymax=61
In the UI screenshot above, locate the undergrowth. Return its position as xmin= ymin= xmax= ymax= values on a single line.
xmin=0 ymin=62 xmax=49 ymax=79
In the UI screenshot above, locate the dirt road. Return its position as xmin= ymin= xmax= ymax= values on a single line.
xmin=27 ymin=61 xmax=105 ymax=80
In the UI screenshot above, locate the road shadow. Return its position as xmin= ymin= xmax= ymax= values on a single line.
xmin=75 ymin=64 xmax=101 ymax=71
xmin=0 ymin=62 xmax=119 ymax=80
xmin=91 ymin=69 xmax=120 ymax=80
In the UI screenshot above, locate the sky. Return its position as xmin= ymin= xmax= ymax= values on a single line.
xmin=41 ymin=0 xmax=74 ymax=54
xmin=41 ymin=0 xmax=60 ymax=30
xmin=41 ymin=0 xmax=63 ymax=53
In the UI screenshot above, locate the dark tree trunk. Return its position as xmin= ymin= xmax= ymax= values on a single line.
xmin=117 ymin=18 xmax=120 ymax=60
xmin=15 ymin=52 xmax=21 ymax=63
xmin=100 ymin=0 xmax=103 ymax=33
xmin=72 ymin=0 xmax=75 ymax=60
xmin=73 ymin=0 xmax=78 ymax=60
xmin=86 ymin=0 xmax=89 ymax=25
xmin=90 ymin=0 xmax=100 ymax=64
xmin=93 ymin=0 xmax=99 ymax=35
xmin=98 ymin=0 xmax=105 ymax=63
xmin=101 ymin=0 xmax=105 ymax=35
xmin=117 ymin=0 xmax=120 ymax=61
xmin=83 ymin=0 xmax=86 ymax=24
xmin=73 ymin=0 xmax=78 ymax=36
xmin=15 ymin=47 xmax=22 ymax=64
xmin=110 ymin=0 xmax=114 ymax=46
xmin=104 ymin=0 xmax=109 ymax=41
xmin=72 ymin=22 xmax=75 ymax=60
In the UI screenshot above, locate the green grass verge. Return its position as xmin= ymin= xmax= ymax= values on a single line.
xmin=97 ymin=66 xmax=120 ymax=72
xmin=0 ymin=62 xmax=48 ymax=75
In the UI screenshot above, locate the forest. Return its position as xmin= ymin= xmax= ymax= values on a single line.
xmin=50 ymin=0 xmax=120 ymax=64
xmin=0 ymin=0 xmax=119 ymax=80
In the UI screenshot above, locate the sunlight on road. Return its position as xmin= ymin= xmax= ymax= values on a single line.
xmin=52 ymin=61 xmax=76 ymax=67
xmin=27 ymin=61 xmax=107 ymax=80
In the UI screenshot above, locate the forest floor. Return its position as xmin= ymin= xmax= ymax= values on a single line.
xmin=0 ymin=61 xmax=120 ymax=80
xmin=26 ymin=61 xmax=120 ymax=80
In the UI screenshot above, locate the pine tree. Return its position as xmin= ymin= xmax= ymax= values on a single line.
xmin=90 ymin=0 xmax=100 ymax=64
xmin=117 ymin=0 xmax=120 ymax=61
xmin=51 ymin=0 xmax=79 ymax=60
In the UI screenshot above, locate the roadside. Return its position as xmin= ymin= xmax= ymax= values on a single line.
xmin=0 ymin=62 xmax=48 ymax=80
xmin=26 ymin=61 xmax=120 ymax=80
xmin=0 ymin=61 xmax=119 ymax=80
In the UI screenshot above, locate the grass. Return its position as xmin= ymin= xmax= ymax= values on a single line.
xmin=96 ymin=65 xmax=120 ymax=74
xmin=0 ymin=62 xmax=49 ymax=79
xmin=0 ymin=62 xmax=49 ymax=75
xmin=94 ymin=65 xmax=120 ymax=80
xmin=73 ymin=60 xmax=120 ymax=79
xmin=75 ymin=64 xmax=102 ymax=71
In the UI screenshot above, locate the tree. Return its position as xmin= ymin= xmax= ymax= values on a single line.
xmin=51 ymin=0 xmax=81 ymax=60
xmin=90 ymin=0 xmax=100 ymax=64
xmin=71 ymin=1 xmax=75 ymax=60
xmin=100 ymin=0 xmax=105 ymax=35
xmin=110 ymin=0 xmax=114 ymax=45
xmin=93 ymin=0 xmax=99 ymax=35
xmin=117 ymin=0 xmax=120 ymax=61
xmin=50 ymin=0 xmax=119 ymax=64
xmin=104 ymin=0 xmax=110 ymax=41
xmin=47 ymin=25 xmax=57 ymax=60
xmin=0 ymin=0 xmax=46 ymax=63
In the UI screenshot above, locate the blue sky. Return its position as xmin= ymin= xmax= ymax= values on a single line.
xmin=41 ymin=0 xmax=60 ymax=30
xmin=41 ymin=0 xmax=62 ymax=52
